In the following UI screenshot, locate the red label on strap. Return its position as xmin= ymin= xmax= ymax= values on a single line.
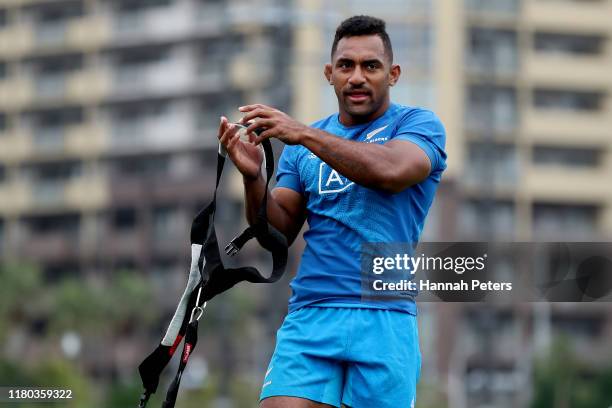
xmin=169 ymin=335 xmax=184 ymax=356
xmin=182 ymin=343 xmax=193 ymax=364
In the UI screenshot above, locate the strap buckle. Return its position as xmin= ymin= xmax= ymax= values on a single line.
xmin=189 ymin=286 xmax=207 ymax=323
xmin=224 ymin=241 xmax=240 ymax=257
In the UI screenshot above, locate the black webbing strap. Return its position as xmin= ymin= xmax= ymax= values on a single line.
xmin=137 ymin=132 xmax=288 ymax=408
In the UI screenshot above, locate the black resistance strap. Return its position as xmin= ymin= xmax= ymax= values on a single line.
xmin=137 ymin=130 xmax=288 ymax=408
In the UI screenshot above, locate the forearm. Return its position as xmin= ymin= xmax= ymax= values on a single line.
xmin=243 ymin=174 xmax=300 ymax=243
xmin=300 ymin=128 xmax=406 ymax=193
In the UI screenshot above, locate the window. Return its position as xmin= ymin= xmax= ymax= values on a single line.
xmin=195 ymin=91 xmax=244 ymax=131
xmin=24 ymin=160 xmax=82 ymax=207
xmin=32 ymin=54 xmax=82 ymax=98
xmin=111 ymin=154 xmax=169 ymax=177
xmin=0 ymin=218 xmax=4 ymax=254
xmin=34 ymin=107 xmax=83 ymax=127
xmin=0 ymin=61 xmax=6 ymax=79
xmin=466 ymin=143 xmax=519 ymax=186
xmin=113 ymin=207 xmax=137 ymax=230
xmin=534 ymin=89 xmax=605 ymax=111
xmin=0 ymin=113 xmax=7 ymax=133
xmin=33 ymin=1 xmax=84 ymax=46
xmin=115 ymin=0 xmax=170 ymax=12
xmin=468 ymin=28 xmax=518 ymax=75
xmin=465 ymin=0 xmax=520 ymax=15
xmin=0 ymin=165 xmax=5 ymax=183
xmin=387 ymin=23 xmax=433 ymax=71
xmin=533 ymin=203 xmax=598 ymax=239
xmin=535 ymin=32 xmax=606 ymax=55
xmin=533 ymin=146 xmax=600 ymax=167
xmin=197 ymin=36 xmax=245 ymax=83
xmin=32 ymin=107 xmax=83 ymax=150
xmin=24 ymin=160 xmax=82 ymax=182
xmin=111 ymin=101 xmax=168 ymax=142
xmin=466 ymin=86 xmax=518 ymax=133
xmin=114 ymin=0 xmax=171 ymax=32
xmin=0 ymin=8 xmax=8 ymax=27
xmin=348 ymin=0 xmax=431 ymax=15
xmin=459 ymin=200 xmax=515 ymax=238
xmin=152 ymin=205 xmax=182 ymax=241
xmin=22 ymin=213 xmax=80 ymax=235
xmin=113 ymin=46 xmax=168 ymax=88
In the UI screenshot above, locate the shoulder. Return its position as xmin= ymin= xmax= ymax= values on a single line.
xmin=393 ymin=105 xmax=444 ymax=130
xmin=309 ymin=113 xmax=337 ymax=130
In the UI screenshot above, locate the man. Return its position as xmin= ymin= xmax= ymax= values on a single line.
xmin=218 ymin=15 xmax=446 ymax=408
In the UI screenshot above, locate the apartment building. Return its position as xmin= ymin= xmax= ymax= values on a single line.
xmin=0 ymin=0 xmax=295 ymax=391
xmin=0 ymin=0 xmax=292 ymax=282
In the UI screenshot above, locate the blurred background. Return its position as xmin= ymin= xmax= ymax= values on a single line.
xmin=1 ymin=0 xmax=612 ymax=407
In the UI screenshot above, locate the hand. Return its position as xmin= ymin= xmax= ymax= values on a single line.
xmin=239 ymin=104 xmax=310 ymax=146
xmin=218 ymin=116 xmax=263 ymax=180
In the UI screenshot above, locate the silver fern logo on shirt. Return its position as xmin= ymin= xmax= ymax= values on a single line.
xmin=365 ymin=125 xmax=388 ymax=143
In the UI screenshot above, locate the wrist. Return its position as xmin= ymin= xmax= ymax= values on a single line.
xmin=300 ymin=126 xmax=318 ymax=146
xmin=243 ymin=171 xmax=263 ymax=185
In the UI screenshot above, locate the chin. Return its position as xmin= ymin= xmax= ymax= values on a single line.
xmin=345 ymin=103 xmax=375 ymax=117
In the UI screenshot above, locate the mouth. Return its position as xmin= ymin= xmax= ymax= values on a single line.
xmin=345 ymin=91 xmax=371 ymax=103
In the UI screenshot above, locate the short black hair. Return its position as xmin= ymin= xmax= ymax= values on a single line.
xmin=331 ymin=15 xmax=393 ymax=63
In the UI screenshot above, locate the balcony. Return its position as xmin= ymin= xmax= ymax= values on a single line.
xmin=65 ymin=14 xmax=111 ymax=49
xmin=66 ymin=68 xmax=111 ymax=102
xmin=524 ymin=0 xmax=612 ymax=32
xmin=229 ymin=52 xmax=273 ymax=89
xmin=64 ymin=123 xmax=108 ymax=157
xmin=465 ymin=0 xmax=520 ymax=25
xmin=522 ymin=108 xmax=611 ymax=144
xmin=0 ymin=130 xmax=32 ymax=162
xmin=0 ymin=25 xmax=35 ymax=58
xmin=25 ymin=176 xmax=108 ymax=211
xmin=524 ymin=167 xmax=609 ymax=203
xmin=113 ymin=1 xmax=191 ymax=43
xmin=112 ymin=58 xmax=192 ymax=97
xmin=63 ymin=176 xmax=108 ymax=210
xmin=32 ymin=127 xmax=66 ymax=154
xmin=0 ymin=77 xmax=34 ymax=110
xmin=524 ymin=52 xmax=612 ymax=88
xmin=0 ymin=180 xmax=29 ymax=213
xmin=20 ymin=231 xmax=80 ymax=261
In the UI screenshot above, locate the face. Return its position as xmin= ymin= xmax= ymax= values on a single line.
xmin=325 ymin=35 xmax=400 ymax=126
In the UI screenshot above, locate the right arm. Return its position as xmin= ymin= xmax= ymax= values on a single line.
xmin=218 ymin=117 xmax=306 ymax=245
xmin=244 ymin=175 xmax=306 ymax=246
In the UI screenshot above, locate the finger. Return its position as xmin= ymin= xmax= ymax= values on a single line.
xmin=240 ymin=108 xmax=272 ymax=125
xmin=254 ymin=128 xmax=275 ymax=145
xmin=245 ymin=118 xmax=273 ymax=136
xmin=219 ymin=123 xmax=239 ymax=147
xmin=217 ymin=116 xmax=228 ymax=140
xmin=238 ymin=104 xmax=270 ymax=113
xmin=226 ymin=129 xmax=240 ymax=151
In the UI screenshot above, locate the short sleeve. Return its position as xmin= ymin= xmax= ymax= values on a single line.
xmin=392 ymin=109 xmax=447 ymax=172
xmin=275 ymin=146 xmax=303 ymax=194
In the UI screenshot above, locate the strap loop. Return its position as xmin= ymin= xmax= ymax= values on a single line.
xmin=137 ymin=125 xmax=288 ymax=408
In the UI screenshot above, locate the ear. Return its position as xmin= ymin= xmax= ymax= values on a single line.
xmin=324 ymin=63 xmax=333 ymax=84
xmin=389 ymin=64 xmax=401 ymax=87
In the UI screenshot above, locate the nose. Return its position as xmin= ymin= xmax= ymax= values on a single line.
xmin=348 ymin=66 xmax=366 ymax=86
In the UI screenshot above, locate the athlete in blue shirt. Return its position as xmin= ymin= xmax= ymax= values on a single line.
xmin=218 ymin=15 xmax=446 ymax=408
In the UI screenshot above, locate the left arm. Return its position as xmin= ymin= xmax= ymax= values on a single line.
xmin=240 ymin=104 xmax=431 ymax=194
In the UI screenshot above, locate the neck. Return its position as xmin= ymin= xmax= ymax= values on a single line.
xmin=339 ymin=99 xmax=391 ymax=127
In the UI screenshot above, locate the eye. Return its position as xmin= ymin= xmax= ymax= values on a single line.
xmin=366 ymin=62 xmax=378 ymax=70
xmin=338 ymin=61 xmax=352 ymax=69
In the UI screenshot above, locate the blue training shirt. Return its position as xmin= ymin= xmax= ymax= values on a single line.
xmin=276 ymin=103 xmax=447 ymax=315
